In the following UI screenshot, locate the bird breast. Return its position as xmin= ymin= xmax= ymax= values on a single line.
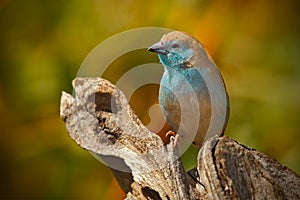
xmin=159 ymin=67 xmax=212 ymax=144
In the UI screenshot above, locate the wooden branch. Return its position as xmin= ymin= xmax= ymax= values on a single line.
xmin=60 ymin=77 xmax=300 ymax=200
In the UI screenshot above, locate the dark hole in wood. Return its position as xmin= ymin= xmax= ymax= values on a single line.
xmin=142 ymin=187 xmax=162 ymax=200
xmin=88 ymin=92 xmax=118 ymax=113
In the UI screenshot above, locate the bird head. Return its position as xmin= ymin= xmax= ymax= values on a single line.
xmin=148 ymin=31 xmax=205 ymax=69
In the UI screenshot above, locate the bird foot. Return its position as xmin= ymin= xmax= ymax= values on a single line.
xmin=165 ymin=130 xmax=179 ymax=146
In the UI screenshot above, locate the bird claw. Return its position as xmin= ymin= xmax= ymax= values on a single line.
xmin=165 ymin=130 xmax=179 ymax=146
xmin=171 ymin=134 xmax=180 ymax=147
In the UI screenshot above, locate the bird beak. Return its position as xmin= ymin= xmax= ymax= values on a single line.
xmin=147 ymin=42 xmax=167 ymax=54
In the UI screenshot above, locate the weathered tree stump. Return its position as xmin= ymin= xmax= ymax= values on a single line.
xmin=60 ymin=77 xmax=300 ymax=200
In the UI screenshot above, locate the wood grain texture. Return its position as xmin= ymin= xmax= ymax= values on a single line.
xmin=60 ymin=77 xmax=300 ymax=200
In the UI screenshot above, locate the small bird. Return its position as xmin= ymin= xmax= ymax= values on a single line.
xmin=148 ymin=31 xmax=229 ymax=148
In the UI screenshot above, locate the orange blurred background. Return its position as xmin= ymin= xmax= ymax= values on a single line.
xmin=0 ymin=0 xmax=299 ymax=199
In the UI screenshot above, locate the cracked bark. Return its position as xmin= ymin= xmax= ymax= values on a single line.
xmin=60 ymin=77 xmax=300 ymax=200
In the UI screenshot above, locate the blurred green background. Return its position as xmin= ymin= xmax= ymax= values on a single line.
xmin=0 ymin=0 xmax=299 ymax=199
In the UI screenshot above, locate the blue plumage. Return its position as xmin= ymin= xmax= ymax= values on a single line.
xmin=148 ymin=31 xmax=229 ymax=147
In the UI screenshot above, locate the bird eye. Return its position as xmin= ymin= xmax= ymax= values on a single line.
xmin=171 ymin=43 xmax=180 ymax=48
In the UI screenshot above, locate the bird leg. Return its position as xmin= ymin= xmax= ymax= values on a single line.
xmin=165 ymin=130 xmax=179 ymax=146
